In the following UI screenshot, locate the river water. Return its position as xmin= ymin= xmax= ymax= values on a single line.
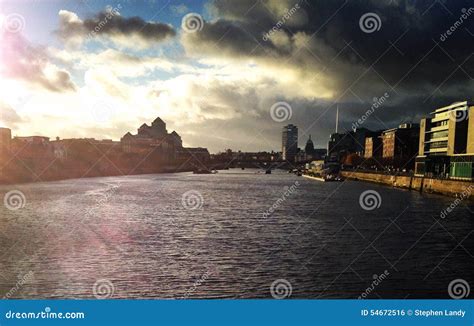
xmin=0 ymin=169 xmax=472 ymax=299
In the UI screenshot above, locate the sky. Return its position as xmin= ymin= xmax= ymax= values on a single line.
xmin=0 ymin=0 xmax=473 ymax=152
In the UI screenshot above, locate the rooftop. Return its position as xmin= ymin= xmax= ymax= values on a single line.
xmin=432 ymin=101 xmax=471 ymax=114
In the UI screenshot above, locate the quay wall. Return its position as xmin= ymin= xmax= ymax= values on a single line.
xmin=340 ymin=171 xmax=474 ymax=199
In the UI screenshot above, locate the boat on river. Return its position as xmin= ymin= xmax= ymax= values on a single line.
xmin=303 ymin=160 xmax=343 ymax=182
xmin=303 ymin=173 xmax=343 ymax=182
xmin=193 ymin=169 xmax=218 ymax=174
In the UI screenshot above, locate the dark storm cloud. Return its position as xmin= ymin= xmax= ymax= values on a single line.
xmin=200 ymin=0 xmax=473 ymax=78
xmin=187 ymin=0 xmax=474 ymax=94
xmin=57 ymin=8 xmax=176 ymax=45
xmin=184 ymin=0 xmax=474 ymax=117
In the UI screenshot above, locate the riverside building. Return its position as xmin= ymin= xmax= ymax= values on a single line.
xmin=0 ymin=127 xmax=12 ymax=157
xmin=415 ymin=101 xmax=474 ymax=180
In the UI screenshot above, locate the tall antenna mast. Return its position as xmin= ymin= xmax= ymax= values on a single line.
xmin=335 ymin=105 xmax=339 ymax=134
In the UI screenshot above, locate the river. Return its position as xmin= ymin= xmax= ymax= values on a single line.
xmin=0 ymin=169 xmax=472 ymax=299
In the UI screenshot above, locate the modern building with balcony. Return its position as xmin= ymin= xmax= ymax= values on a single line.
xmin=415 ymin=101 xmax=474 ymax=180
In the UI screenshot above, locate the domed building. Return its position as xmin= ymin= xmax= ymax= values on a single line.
xmin=305 ymin=135 xmax=315 ymax=155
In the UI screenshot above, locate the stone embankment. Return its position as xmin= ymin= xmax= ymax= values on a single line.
xmin=341 ymin=171 xmax=473 ymax=199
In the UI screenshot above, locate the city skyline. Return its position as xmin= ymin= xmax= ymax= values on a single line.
xmin=0 ymin=0 xmax=473 ymax=314
xmin=1 ymin=1 xmax=473 ymax=153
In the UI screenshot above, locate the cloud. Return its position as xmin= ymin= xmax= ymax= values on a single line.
xmin=0 ymin=31 xmax=76 ymax=92
xmin=170 ymin=4 xmax=189 ymax=15
xmin=183 ymin=0 xmax=474 ymax=109
xmin=176 ymin=0 xmax=474 ymax=150
xmin=2 ymin=0 xmax=473 ymax=153
xmin=51 ymin=47 xmax=191 ymax=78
xmin=57 ymin=8 xmax=176 ymax=48
xmin=0 ymin=102 xmax=25 ymax=128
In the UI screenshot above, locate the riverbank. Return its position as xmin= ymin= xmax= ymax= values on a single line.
xmin=302 ymin=174 xmax=326 ymax=182
xmin=0 ymin=155 xmax=233 ymax=185
xmin=341 ymin=170 xmax=473 ymax=199
xmin=0 ymin=158 xmax=195 ymax=185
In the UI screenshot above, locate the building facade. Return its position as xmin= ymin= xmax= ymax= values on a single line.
xmin=120 ymin=117 xmax=180 ymax=162
xmin=0 ymin=127 xmax=12 ymax=157
xmin=282 ymin=124 xmax=298 ymax=162
xmin=379 ymin=123 xmax=419 ymax=169
xmin=364 ymin=134 xmax=382 ymax=159
xmin=121 ymin=117 xmax=209 ymax=166
xmin=415 ymin=101 xmax=473 ymax=180
xmin=327 ymin=128 xmax=370 ymax=161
